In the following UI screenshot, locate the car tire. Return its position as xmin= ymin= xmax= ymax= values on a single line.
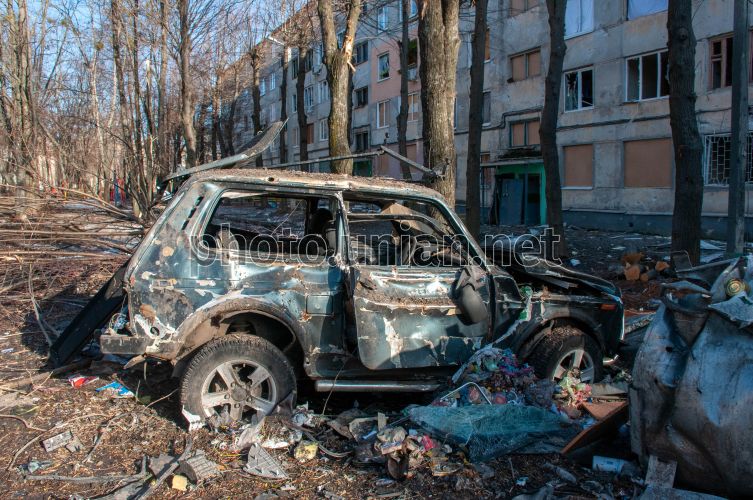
xmin=180 ymin=334 xmax=296 ymax=425
xmin=526 ymin=326 xmax=603 ymax=383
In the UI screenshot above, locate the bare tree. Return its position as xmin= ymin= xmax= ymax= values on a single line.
xmin=539 ymin=0 xmax=567 ymax=257
xmin=177 ymin=0 xmax=197 ymax=168
xmin=417 ymin=0 xmax=460 ymax=203
xmin=395 ymin=0 xmax=411 ymax=180
xmin=667 ymin=0 xmax=703 ymax=263
xmin=465 ymin=0 xmax=488 ymax=239
xmin=318 ymin=0 xmax=362 ymax=174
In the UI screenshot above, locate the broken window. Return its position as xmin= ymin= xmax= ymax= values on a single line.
xmin=624 ymin=138 xmax=673 ymax=188
xmin=343 ymin=195 xmax=466 ymax=267
xmin=202 ymin=192 xmax=337 ymax=261
xmin=703 ymin=133 xmax=753 ymax=185
xmin=378 ymin=52 xmax=390 ymax=80
xmin=408 ymin=92 xmax=419 ymax=122
xmin=353 ymin=41 xmax=369 ymax=65
xmin=626 ymin=50 xmax=669 ymax=101
xmin=306 ymin=123 xmax=314 ymax=144
xmin=482 ymin=91 xmax=491 ymax=125
xmin=377 ymin=100 xmax=390 ymax=129
xmin=355 ymin=86 xmax=369 ymax=107
xmin=565 ymin=0 xmax=593 ymax=38
xmin=627 ymin=0 xmax=667 ymax=19
xmin=564 ymin=67 xmax=594 ymax=111
xmin=563 ymin=144 xmax=594 ymax=187
xmin=510 ymin=49 xmax=540 ymax=81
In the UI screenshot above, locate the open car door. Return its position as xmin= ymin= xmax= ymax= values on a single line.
xmin=345 ymin=196 xmax=492 ymax=371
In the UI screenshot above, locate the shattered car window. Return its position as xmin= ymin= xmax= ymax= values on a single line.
xmin=344 ymin=195 xmax=466 ymax=267
xmin=201 ymin=191 xmax=335 ymax=260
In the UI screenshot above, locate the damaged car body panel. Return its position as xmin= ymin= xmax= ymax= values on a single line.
xmin=87 ymin=161 xmax=623 ymax=391
xmin=630 ymin=256 xmax=753 ymax=497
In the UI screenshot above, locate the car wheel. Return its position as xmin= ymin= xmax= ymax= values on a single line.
xmin=526 ymin=326 xmax=603 ymax=383
xmin=180 ymin=334 xmax=296 ymax=425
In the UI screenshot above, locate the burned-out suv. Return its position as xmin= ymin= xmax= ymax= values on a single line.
xmin=53 ymin=161 xmax=623 ymax=425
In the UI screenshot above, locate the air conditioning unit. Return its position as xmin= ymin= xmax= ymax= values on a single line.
xmin=407 ymin=66 xmax=418 ymax=81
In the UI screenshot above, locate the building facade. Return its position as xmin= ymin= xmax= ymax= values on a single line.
xmin=232 ymin=0 xmax=753 ymax=237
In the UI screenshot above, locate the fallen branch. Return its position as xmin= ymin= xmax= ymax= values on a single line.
xmin=28 ymin=264 xmax=57 ymax=346
xmin=23 ymin=456 xmax=148 ymax=483
xmin=1 ymin=359 xmax=91 ymax=391
xmin=0 ymin=415 xmax=47 ymax=432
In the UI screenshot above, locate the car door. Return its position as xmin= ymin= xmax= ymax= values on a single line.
xmin=344 ymin=194 xmax=492 ymax=371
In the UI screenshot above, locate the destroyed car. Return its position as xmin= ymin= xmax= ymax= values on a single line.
xmin=52 ymin=151 xmax=623 ymax=427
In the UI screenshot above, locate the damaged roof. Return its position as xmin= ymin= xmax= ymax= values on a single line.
xmin=190 ymin=167 xmax=446 ymax=200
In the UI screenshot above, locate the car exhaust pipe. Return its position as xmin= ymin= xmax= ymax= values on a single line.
xmin=315 ymin=380 xmax=441 ymax=392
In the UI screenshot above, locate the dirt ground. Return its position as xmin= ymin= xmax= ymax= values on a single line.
xmin=0 ymin=225 xmax=672 ymax=499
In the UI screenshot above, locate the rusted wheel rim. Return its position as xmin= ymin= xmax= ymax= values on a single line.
xmin=199 ymin=359 xmax=277 ymax=422
xmin=553 ymin=348 xmax=595 ymax=383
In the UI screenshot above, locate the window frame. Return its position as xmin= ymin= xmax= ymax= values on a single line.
xmin=354 ymin=41 xmax=369 ymax=65
xmin=354 ymin=130 xmax=370 ymax=152
xmin=565 ymin=0 xmax=594 ymax=39
xmin=304 ymin=85 xmax=315 ymax=110
xmin=625 ymin=49 xmax=669 ymax=102
xmin=508 ymin=0 xmax=535 ymax=17
xmin=355 ymin=86 xmax=369 ymax=108
xmin=407 ymin=92 xmax=419 ymax=122
xmin=377 ymin=100 xmax=390 ymax=129
xmin=510 ymin=119 xmax=540 ymax=147
xmin=482 ymin=91 xmax=491 ymax=126
xmin=627 ymin=0 xmax=668 ymax=20
xmin=318 ymin=80 xmax=329 ymax=103
xmin=377 ymin=52 xmax=390 ymax=81
xmin=510 ymin=48 xmax=541 ymax=81
xmin=564 ymin=66 xmax=594 ymax=111
xmin=377 ymin=6 xmax=389 ymax=32
xmin=319 ymin=119 xmax=329 ymax=142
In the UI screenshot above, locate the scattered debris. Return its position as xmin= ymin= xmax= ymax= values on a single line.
xmin=68 ymin=375 xmax=99 ymax=388
xmin=293 ymin=440 xmax=318 ymax=462
xmin=179 ymin=451 xmax=220 ymax=484
xmin=95 ymin=381 xmax=134 ymax=398
xmin=41 ymin=430 xmax=74 ymax=452
xmin=170 ymin=474 xmax=188 ymax=491
xmin=245 ymin=443 xmax=288 ymax=479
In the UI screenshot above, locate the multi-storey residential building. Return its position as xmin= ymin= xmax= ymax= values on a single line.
xmin=232 ymin=0 xmax=752 ymax=238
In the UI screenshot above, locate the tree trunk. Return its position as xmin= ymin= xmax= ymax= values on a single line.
xmin=279 ymin=48 xmax=288 ymax=163
xmin=396 ymin=0 xmax=411 ymax=180
xmin=726 ymin=0 xmax=748 ymax=255
xmin=667 ymin=0 xmax=704 ymax=263
xmin=296 ymin=46 xmax=309 ymax=167
xmin=466 ymin=0 xmax=488 ymax=239
xmin=110 ymin=0 xmax=134 ymax=171
xmin=178 ymin=0 xmax=197 ymax=168
xmin=250 ymin=48 xmax=263 ymax=167
xmin=157 ymin=0 xmax=169 ymax=174
xmin=318 ymin=0 xmax=362 ymax=175
xmin=539 ymin=0 xmax=568 ymax=258
xmin=417 ymin=0 xmax=460 ymax=204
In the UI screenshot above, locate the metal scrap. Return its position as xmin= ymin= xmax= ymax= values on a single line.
xmin=245 ymin=443 xmax=288 ymax=479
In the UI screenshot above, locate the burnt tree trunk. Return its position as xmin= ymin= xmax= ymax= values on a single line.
xmin=466 ymin=0 xmax=488 ymax=239
xmin=296 ymin=47 xmax=309 ymax=167
xmin=178 ymin=0 xmax=197 ymax=168
xmin=318 ymin=0 xmax=362 ymax=175
xmin=667 ymin=0 xmax=703 ymax=263
xmin=417 ymin=0 xmax=460 ymax=204
xmin=540 ymin=0 xmax=568 ymax=258
xmin=396 ymin=0 xmax=411 ymax=180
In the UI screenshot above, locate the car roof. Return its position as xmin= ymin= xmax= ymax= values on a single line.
xmin=190 ymin=167 xmax=446 ymax=202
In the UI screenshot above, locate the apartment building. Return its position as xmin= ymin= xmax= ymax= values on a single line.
xmin=232 ymin=0 xmax=752 ymax=237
